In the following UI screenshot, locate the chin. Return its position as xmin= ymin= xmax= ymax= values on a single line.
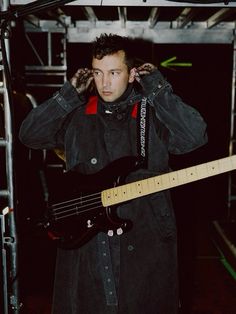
xmin=101 ymin=95 xmax=116 ymax=102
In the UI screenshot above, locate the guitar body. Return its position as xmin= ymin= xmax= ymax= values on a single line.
xmin=40 ymin=153 xmax=236 ymax=249
xmin=43 ymin=156 xmax=140 ymax=249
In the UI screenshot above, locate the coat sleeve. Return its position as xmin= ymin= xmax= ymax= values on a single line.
xmin=142 ymin=70 xmax=208 ymax=154
xmin=19 ymin=81 xmax=86 ymax=150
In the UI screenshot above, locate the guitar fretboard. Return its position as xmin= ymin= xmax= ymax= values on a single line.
xmin=101 ymin=155 xmax=236 ymax=207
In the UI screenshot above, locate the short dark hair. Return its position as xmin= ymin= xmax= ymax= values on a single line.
xmin=91 ymin=33 xmax=136 ymax=71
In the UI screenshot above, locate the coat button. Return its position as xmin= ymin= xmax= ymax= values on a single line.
xmin=116 ymin=113 xmax=123 ymax=120
xmin=91 ymin=158 xmax=97 ymax=164
xmin=128 ymin=245 xmax=134 ymax=251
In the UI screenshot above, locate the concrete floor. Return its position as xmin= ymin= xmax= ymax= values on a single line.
xmin=15 ymin=219 xmax=236 ymax=314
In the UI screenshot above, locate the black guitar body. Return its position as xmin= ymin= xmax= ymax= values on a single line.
xmin=38 ymin=153 xmax=236 ymax=248
xmin=42 ymin=156 xmax=141 ymax=249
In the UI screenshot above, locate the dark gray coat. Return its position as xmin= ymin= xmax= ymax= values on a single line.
xmin=19 ymin=70 xmax=207 ymax=314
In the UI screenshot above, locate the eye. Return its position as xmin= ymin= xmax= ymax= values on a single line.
xmin=111 ymin=71 xmax=120 ymax=76
xmin=93 ymin=70 xmax=101 ymax=77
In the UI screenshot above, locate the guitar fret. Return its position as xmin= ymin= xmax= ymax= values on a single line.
xmin=154 ymin=177 xmax=162 ymax=191
xmin=101 ymin=155 xmax=236 ymax=207
xmin=112 ymin=186 xmax=122 ymax=203
xmin=45 ymin=155 xmax=236 ymax=250
xmin=167 ymin=172 xmax=179 ymax=187
xmin=195 ymin=163 xmax=207 ymax=180
xmin=176 ymin=168 xmax=187 ymax=185
xmin=148 ymin=177 xmax=157 ymax=194
xmin=219 ymin=157 xmax=234 ymax=172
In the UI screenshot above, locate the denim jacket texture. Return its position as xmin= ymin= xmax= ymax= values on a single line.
xmin=19 ymin=69 xmax=207 ymax=172
xmin=19 ymin=69 xmax=207 ymax=314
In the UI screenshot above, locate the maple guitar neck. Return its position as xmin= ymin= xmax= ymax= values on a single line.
xmin=101 ymin=155 xmax=236 ymax=207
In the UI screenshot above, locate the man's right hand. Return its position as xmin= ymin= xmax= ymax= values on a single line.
xmin=70 ymin=68 xmax=94 ymax=95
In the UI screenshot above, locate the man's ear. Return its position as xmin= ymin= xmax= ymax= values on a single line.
xmin=128 ymin=68 xmax=136 ymax=83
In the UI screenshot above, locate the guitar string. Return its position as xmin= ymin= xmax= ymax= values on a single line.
xmin=52 ymin=204 xmax=103 ymax=221
xmin=51 ymin=191 xmax=101 ymax=209
xmin=49 ymin=192 xmax=104 ymax=220
xmin=51 ymin=193 xmax=101 ymax=213
xmin=46 ymin=159 xmax=231 ymax=222
xmin=52 ymin=198 xmax=103 ymax=218
xmin=52 ymin=197 xmax=102 ymax=212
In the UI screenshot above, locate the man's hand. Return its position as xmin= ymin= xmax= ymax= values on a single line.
xmin=134 ymin=63 xmax=157 ymax=83
xmin=70 ymin=68 xmax=94 ymax=95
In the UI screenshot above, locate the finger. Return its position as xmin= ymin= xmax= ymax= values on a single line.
xmin=137 ymin=70 xmax=151 ymax=76
xmin=85 ymin=76 xmax=94 ymax=89
xmin=74 ymin=68 xmax=91 ymax=77
xmin=74 ymin=69 xmax=86 ymax=76
xmin=80 ymin=72 xmax=93 ymax=85
xmin=137 ymin=63 xmax=156 ymax=72
xmin=134 ymin=72 xmax=141 ymax=83
xmin=77 ymin=70 xmax=93 ymax=81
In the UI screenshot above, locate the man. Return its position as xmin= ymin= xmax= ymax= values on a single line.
xmin=19 ymin=33 xmax=207 ymax=314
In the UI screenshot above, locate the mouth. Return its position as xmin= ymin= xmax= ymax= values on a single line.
xmin=102 ymin=91 xmax=112 ymax=96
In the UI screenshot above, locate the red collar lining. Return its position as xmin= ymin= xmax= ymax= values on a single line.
xmin=85 ymin=96 xmax=138 ymax=118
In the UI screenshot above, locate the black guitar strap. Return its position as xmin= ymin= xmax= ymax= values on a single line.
xmin=137 ymin=96 xmax=149 ymax=168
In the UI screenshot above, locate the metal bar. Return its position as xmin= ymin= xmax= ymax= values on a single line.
xmin=48 ymin=32 xmax=52 ymax=66
xmin=1 ymin=1 xmax=20 ymax=312
xmin=82 ymin=6 xmax=97 ymax=25
xmin=66 ymin=0 xmax=236 ymax=7
xmin=25 ymin=72 xmax=66 ymax=76
xmin=228 ymin=32 xmax=236 ymax=219
xmin=0 ymin=139 xmax=7 ymax=146
xmin=25 ymin=65 xmax=67 ymax=70
xmin=207 ymin=8 xmax=236 ymax=29
xmin=25 ymin=33 xmax=44 ymax=66
xmin=0 ymin=190 xmax=9 ymax=197
xmin=67 ymin=26 xmax=234 ymax=44
xmin=175 ymin=8 xmax=199 ymax=29
xmin=0 ymin=87 xmax=5 ymax=94
xmin=26 ymin=83 xmax=64 ymax=87
xmin=148 ymin=7 xmax=160 ymax=29
xmin=61 ymin=31 xmax=67 ymax=83
xmin=25 ymin=93 xmax=38 ymax=108
xmin=0 ymin=213 xmax=8 ymax=314
xmin=3 ymin=56 xmax=21 ymax=314
xmin=118 ymin=7 xmax=127 ymax=28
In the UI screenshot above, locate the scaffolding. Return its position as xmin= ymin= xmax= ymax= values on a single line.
xmin=1 ymin=1 xmax=236 ymax=313
xmin=0 ymin=0 xmax=21 ymax=312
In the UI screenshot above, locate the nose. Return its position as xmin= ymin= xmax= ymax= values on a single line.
xmin=102 ymin=74 xmax=111 ymax=88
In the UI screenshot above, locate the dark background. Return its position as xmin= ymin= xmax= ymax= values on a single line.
xmin=1 ymin=33 xmax=234 ymax=312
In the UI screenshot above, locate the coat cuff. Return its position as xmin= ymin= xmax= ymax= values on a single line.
xmin=141 ymin=70 xmax=171 ymax=102
xmin=53 ymin=81 xmax=86 ymax=112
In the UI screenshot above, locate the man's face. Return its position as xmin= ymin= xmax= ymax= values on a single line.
xmin=92 ymin=50 xmax=135 ymax=102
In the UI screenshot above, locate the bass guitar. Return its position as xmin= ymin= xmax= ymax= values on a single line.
xmin=40 ymin=155 xmax=236 ymax=249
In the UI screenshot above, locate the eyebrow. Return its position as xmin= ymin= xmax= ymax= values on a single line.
xmin=92 ymin=68 xmax=122 ymax=72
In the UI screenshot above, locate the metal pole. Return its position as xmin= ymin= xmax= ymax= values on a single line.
xmin=228 ymin=31 xmax=236 ymax=219
xmin=1 ymin=0 xmax=21 ymax=312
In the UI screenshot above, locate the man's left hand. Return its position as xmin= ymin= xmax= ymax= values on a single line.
xmin=134 ymin=63 xmax=157 ymax=83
